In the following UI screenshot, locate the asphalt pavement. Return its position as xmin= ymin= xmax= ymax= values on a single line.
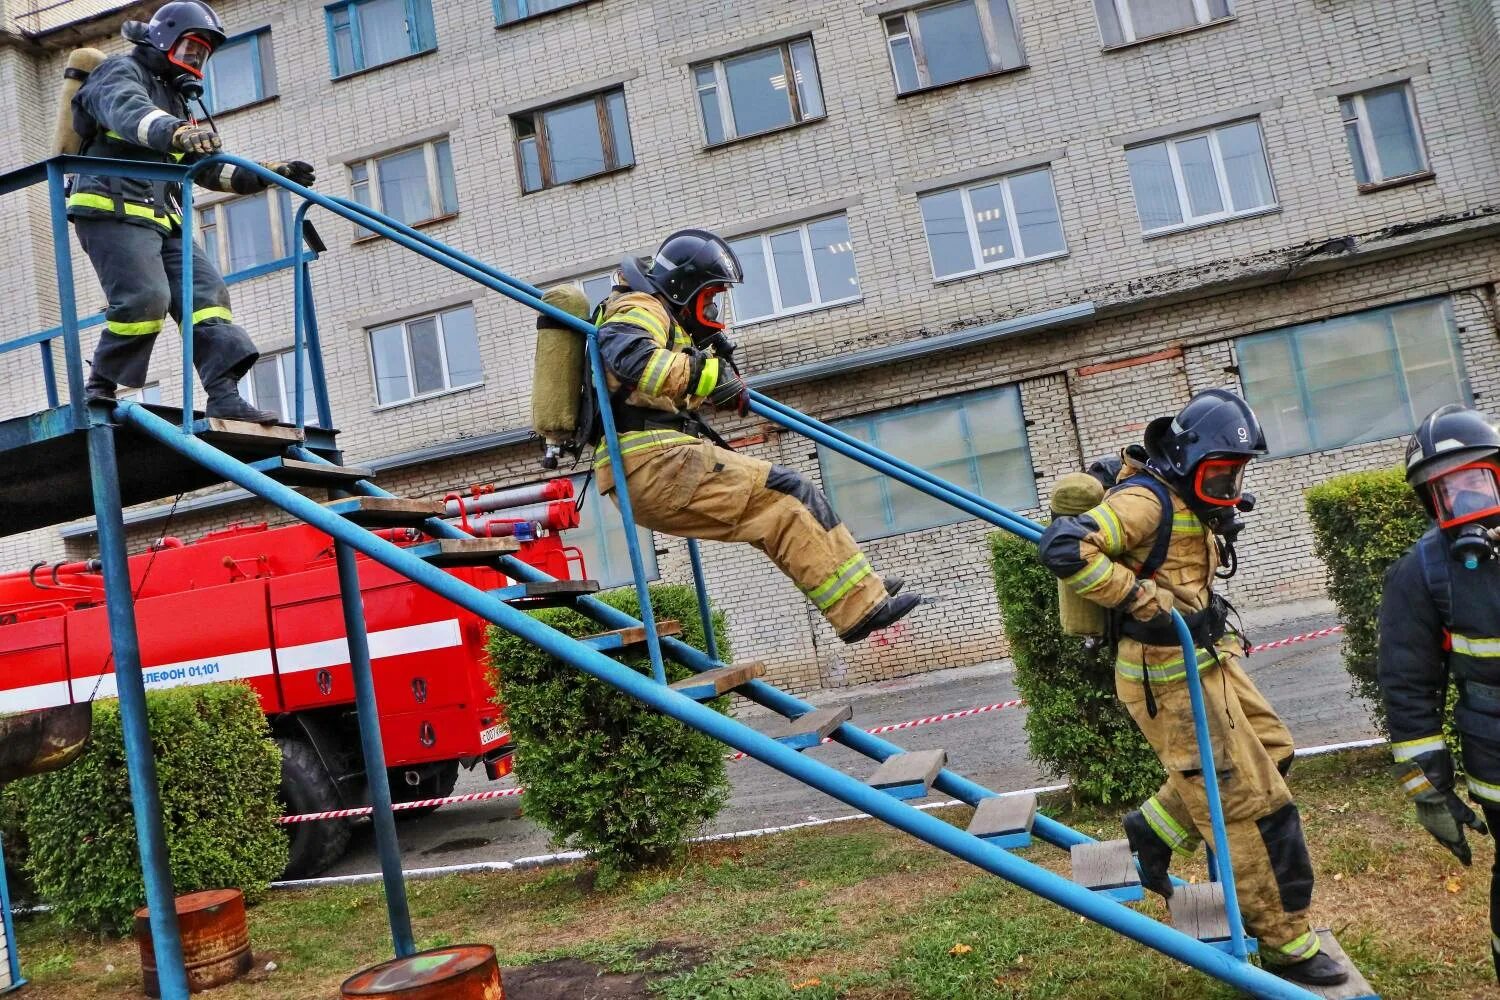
xmin=325 ymin=604 xmax=1377 ymax=879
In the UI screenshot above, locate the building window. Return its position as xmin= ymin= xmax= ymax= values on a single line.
xmin=239 ymin=351 xmax=319 ymax=426
xmin=919 ymin=167 xmax=1066 ymax=280
xmin=349 ymin=138 xmax=459 ymax=228
xmin=1238 ymin=298 xmax=1468 ymax=457
xmin=818 ymin=386 xmax=1037 ymax=541
xmin=883 ymin=0 xmax=1025 ymax=96
xmin=495 ymin=0 xmax=587 ymax=25
xmin=727 ymin=215 xmax=860 ymax=324
xmin=568 ymin=475 xmax=658 ymax=589
xmin=327 ymin=0 xmax=436 ymax=78
xmin=1340 ymin=83 xmax=1429 ymax=186
xmin=513 ymin=90 xmax=634 ymax=193
xmin=369 ymin=305 xmax=483 ymax=406
xmin=119 ymin=383 xmax=162 ymax=404
xmin=203 ymin=29 xmax=274 ymax=113
xmin=1125 ymin=119 xmax=1275 ymax=235
xmin=576 ymin=271 xmax=616 ymax=310
xmin=1093 ymin=0 xmax=1232 ymax=46
xmin=694 ymin=38 xmax=825 ymax=146
xmin=198 ymin=190 xmax=297 ymax=276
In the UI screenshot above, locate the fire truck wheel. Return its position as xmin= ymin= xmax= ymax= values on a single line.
xmin=388 ymin=760 xmax=460 ymax=819
xmin=277 ymin=737 xmax=352 ymax=879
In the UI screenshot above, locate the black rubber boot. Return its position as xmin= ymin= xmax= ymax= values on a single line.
xmin=884 ymin=577 xmax=904 ymax=597
xmin=204 ymin=375 xmax=278 ymax=424
xmin=1265 ymin=951 xmax=1349 ymax=987
xmin=840 ymin=593 xmax=921 ymax=644
xmin=85 ymin=373 xmax=117 ymax=402
xmin=1122 ymin=809 xmax=1174 ymax=899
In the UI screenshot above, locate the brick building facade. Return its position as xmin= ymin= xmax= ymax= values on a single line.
xmin=0 ymin=0 xmax=1495 ymax=692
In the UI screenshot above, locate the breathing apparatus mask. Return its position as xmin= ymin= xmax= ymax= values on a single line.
xmin=1405 ymin=404 xmax=1500 ymax=571
xmin=1430 ymin=462 xmax=1500 ymax=569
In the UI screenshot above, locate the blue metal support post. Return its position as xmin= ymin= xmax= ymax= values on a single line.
xmin=331 ymin=540 xmax=416 ymax=958
xmin=686 ymin=540 xmax=719 ymax=662
xmin=45 ymin=163 xmax=86 ymax=422
xmin=86 ymin=419 xmax=189 ymax=1000
xmin=0 ymin=827 xmax=26 ymax=992
xmin=39 ymin=342 xmax=58 ymax=409
xmin=178 ymin=183 xmax=194 ymax=432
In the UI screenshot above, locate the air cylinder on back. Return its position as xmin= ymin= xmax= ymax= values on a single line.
xmin=53 ymin=48 xmax=105 ymax=155
xmin=1051 ymin=472 xmax=1108 ymax=638
xmin=530 ymin=286 xmax=592 ymax=469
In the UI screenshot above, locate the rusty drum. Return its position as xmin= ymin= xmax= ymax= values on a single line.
xmin=134 ymin=888 xmax=253 ymax=997
xmin=0 ymin=703 xmax=91 ymax=782
xmin=341 ymin=944 xmax=504 ymax=999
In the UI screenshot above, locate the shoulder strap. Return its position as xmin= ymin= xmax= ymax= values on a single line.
xmin=1417 ymin=529 xmax=1453 ymax=627
xmin=1110 ymin=474 xmax=1174 ymax=579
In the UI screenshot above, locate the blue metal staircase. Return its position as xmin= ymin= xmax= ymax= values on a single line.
xmin=0 ymin=153 xmax=1378 ymax=1000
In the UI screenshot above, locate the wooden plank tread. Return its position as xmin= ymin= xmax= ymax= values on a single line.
xmin=669 ymin=662 xmax=766 ymax=699
xmin=765 ymin=704 xmax=853 ymax=747
xmin=1301 ymin=930 xmax=1377 ymax=1000
xmin=1168 ymin=882 xmax=1231 ymax=942
xmin=323 ymin=496 xmax=445 ymax=526
xmin=263 ymin=457 xmax=373 ymax=486
xmin=967 ymin=793 xmax=1038 ymax=839
xmin=1071 ymin=840 xmax=1141 ymax=891
xmin=582 ymin=620 xmax=685 ymax=648
xmin=868 ymin=748 xmax=947 ymax=794
xmin=198 ymin=417 xmax=304 ymax=449
xmin=413 ymin=537 xmax=522 ymax=565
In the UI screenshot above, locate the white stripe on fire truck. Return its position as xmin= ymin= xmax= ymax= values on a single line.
xmin=275 ymin=619 xmax=463 ymax=675
xmin=0 ymin=680 xmax=73 ymax=715
xmin=72 ymin=647 xmax=276 ymax=702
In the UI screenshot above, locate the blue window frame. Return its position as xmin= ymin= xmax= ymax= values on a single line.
xmin=1238 ymin=297 xmax=1470 ymax=457
xmin=203 ymin=28 xmax=273 ymax=114
xmin=198 ymin=189 xmax=298 ymax=281
xmin=495 ymin=0 xmax=588 ymax=25
xmin=326 ymin=0 xmax=436 ymax=78
xmin=818 ymin=386 xmax=1037 ymax=541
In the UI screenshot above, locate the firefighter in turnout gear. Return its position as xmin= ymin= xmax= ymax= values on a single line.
xmin=1378 ymin=403 xmax=1500 ymax=982
xmin=589 ymin=229 xmax=921 ymax=643
xmin=68 ymin=1 xmax=316 ymax=422
xmin=1040 ymin=389 xmax=1347 ymax=988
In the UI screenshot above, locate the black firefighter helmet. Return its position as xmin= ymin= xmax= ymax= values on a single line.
xmin=622 ymin=229 xmax=743 ymax=340
xmin=124 ymin=2 xmax=226 ymax=86
xmin=1143 ymin=388 xmax=1266 ymax=514
xmin=1405 ymin=403 xmax=1500 ymax=530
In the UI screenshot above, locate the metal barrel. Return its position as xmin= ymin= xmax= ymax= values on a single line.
xmin=341 ymin=944 xmax=504 ymax=999
xmin=134 ymin=889 xmax=253 ymax=997
xmin=0 ymin=703 xmax=91 ymax=782
xmin=442 ymin=480 xmax=572 ymax=518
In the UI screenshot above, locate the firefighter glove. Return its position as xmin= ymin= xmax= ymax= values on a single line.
xmin=263 ymin=160 xmax=316 ymax=186
xmin=1395 ymin=750 xmax=1489 ymax=866
xmin=171 ymin=123 xmax=221 ymax=155
xmin=708 ymin=367 xmax=750 ymax=417
xmin=1125 ymin=579 xmax=1173 ymax=623
xmin=703 ymin=330 xmax=737 ymax=359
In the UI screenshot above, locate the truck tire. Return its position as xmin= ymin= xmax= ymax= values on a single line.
xmin=277 ymin=737 xmax=352 ymax=879
xmin=388 ymin=760 xmax=460 ymax=820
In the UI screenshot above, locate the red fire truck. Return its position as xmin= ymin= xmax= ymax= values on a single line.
xmin=0 ymin=479 xmax=587 ymax=877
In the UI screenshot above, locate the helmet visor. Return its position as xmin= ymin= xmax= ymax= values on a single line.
xmin=1431 ymin=463 xmax=1500 ymax=528
xmin=168 ymin=34 xmax=214 ymax=77
xmin=1193 ymin=457 xmax=1248 ymax=506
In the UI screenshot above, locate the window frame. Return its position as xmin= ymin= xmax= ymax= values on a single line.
xmin=1237 ymin=297 xmax=1470 ymax=459
xmin=692 ymin=36 xmax=826 ymax=147
xmin=347 ymin=137 xmax=459 ymax=233
xmin=727 ymin=214 xmax=862 ymax=326
xmin=1125 ymin=118 xmax=1277 ymax=237
xmin=1339 ymin=83 xmax=1431 ymax=188
xmin=325 ymin=0 xmax=436 ymax=79
xmin=918 ymin=167 xmax=1068 ymax=281
xmin=239 ymin=350 xmax=320 ymax=427
xmin=367 ymin=305 xmax=484 ymax=409
xmin=818 ymin=386 xmax=1038 ymax=541
xmin=118 ymin=383 xmax=162 ymax=405
xmin=512 ymin=89 xmax=634 ymax=193
xmin=575 ymin=270 xmax=617 ymax=311
xmin=882 ymin=0 xmax=1027 ymax=96
xmin=202 ymin=28 xmax=275 ymax=114
xmin=493 ymin=0 xmax=592 ymax=27
xmin=197 ymin=189 xmax=298 ymax=280
xmin=1101 ymin=0 xmax=1233 ymax=47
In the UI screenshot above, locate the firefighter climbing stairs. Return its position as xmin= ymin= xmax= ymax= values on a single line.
xmin=0 ymin=150 xmax=1379 ymax=1000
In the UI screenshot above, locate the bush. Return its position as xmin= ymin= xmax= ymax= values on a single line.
xmin=23 ymin=684 xmax=286 ymax=933
xmin=1305 ymin=466 xmax=1428 ymax=727
xmin=488 ymin=584 xmax=732 ymax=882
xmin=990 ymin=532 xmax=1164 ymax=806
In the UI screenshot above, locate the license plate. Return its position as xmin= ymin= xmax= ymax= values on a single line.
xmin=479 ymin=725 xmax=508 ymax=746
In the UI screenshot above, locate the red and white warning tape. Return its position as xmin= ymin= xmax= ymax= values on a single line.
xmin=276 ymin=623 xmax=1345 ymax=825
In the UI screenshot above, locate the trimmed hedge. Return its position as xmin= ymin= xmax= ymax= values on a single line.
xmin=990 ymin=532 xmax=1163 ymax=806
xmin=487 ymin=584 xmax=731 ymax=882
xmin=23 ymin=684 xmax=286 ymax=933
xmin=1305 ymin=466 xmax=1428 ymax=726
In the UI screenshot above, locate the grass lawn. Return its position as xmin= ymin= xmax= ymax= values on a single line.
xmin=11 ymin=748 xmax=1496 ymax=998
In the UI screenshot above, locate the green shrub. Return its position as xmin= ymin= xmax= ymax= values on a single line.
xmin=488 ymin=584 xmax=732 ymax=882
xmin=1305 ymin=466 xmax=1428 ymax=728
xmin=24 ymin=684 xmax=286 ymax=933
xmin=990 ymin=532 xmax=1163 ymax=806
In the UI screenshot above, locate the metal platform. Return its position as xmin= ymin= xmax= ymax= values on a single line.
xmin=0 ymin=402 xmax=340 ymax=538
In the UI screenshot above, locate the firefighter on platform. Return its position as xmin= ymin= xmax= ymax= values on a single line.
xmin=588 ymin=229 xmax=921 ymax=643
xmin=68 ymin=1 xmax=315 ymax=422
xmin=1377 ymin=403 xmax=1500 ymax=982
xmin=1039 ymin=389 xmax=1347 ymax=987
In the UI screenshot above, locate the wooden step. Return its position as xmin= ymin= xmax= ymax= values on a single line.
xmin=868 ymin=748 xmax=947 ymax=800
xmin=1299 ymin=930 xmax=1377 ymax=1000
xmin=1168 ymin=882 xmax=1231 ymax=943
xmin=488 ymin=579 xmax=602 ymax=608
xmin=669 ymin=661 xmax=766 ymax=701
xmin=765 ymin=704 xmax=853 ymax=751
xmin=581 ymin=620 xmax=685 ymax=654
xmin=252 ymin=456 xmax=373 ymax=488
xmin=324 ymin=496 xmax=444 ymax=527
xmin=408 ymin=537 xmax=521 ymax=566
xmin=196 ymin=416 xmax=304 ymax=450
xmin=1070 ymin=840 xmax=1143 ymax=902
xmin=966 ymin=793 xmax=1037 ymax=849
